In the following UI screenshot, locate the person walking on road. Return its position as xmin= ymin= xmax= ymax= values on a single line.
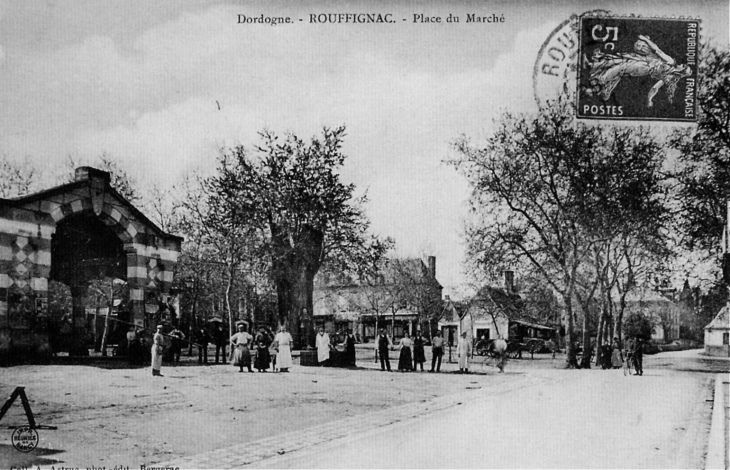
xmin=630 ymin=336 xmax=644 ymax=376
xmin=457 ymin=331 xmax=472 ymax=373
xmin=412 ymin=330 xmax=426 ymax=371
xmin=169 ymin=326 xmax=185 ymax=365
xmin=315 ymin=327 xmax=331 ymax=366
xmin=376 ymin=328 xmax=392 ymax=372
xmin=430 ymin=331 xmax=444 ymax=372
xmin=397 ymin=331 xmax=414 ymax=372
xmin=274 ymin=325 xmax=294 ymax=372
xmin=231 ymin=323 xmax=254 ymax=373
xmin=611 ymin=337 xmax=623 ymax=369
xmin=151 ymin=325 xmax=165 ymax=377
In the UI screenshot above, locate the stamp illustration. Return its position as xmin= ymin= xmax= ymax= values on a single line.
xmin=577 ymin=17 xmax=699 ymax=121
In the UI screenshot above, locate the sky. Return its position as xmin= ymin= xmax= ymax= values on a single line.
xmin=0 ymin=0 xmax=727 ymax=295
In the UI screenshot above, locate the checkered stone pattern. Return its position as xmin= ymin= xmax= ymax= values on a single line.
xmin=0 ymin=179 xmax=181 ymax=332
xmin=0 ymin=232 xmax=51 ymax=326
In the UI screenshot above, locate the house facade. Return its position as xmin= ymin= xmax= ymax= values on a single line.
xmin=313 ymin=256 xmax=443 ymax=342
xmin=440 ymin=271 xmax=557 ymax=345
xmin=704 ymin=305 xmax=730 ymax=357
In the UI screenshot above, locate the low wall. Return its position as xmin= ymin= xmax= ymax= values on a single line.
xmin=704 ymin=344 xmax=730 ymax=357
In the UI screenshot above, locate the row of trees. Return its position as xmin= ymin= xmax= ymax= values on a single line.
xmin=449 ymin=43 xmax=729 ymax=368
xmin=1 ymin=128 xmax=392 ymax=350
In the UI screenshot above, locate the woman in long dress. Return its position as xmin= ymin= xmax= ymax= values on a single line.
xmin=231 ymin=324 xmax=254 ymax=373
xmin=254 ymin=327 xmax=271 ymax=372
xmin=397 ymin=331 xmax=413 ymax=372
xmin=151 ymin=325 xmax=164 ymax=377
xmin=412 ymin=331 xmax=426 ymax=372
xmin=610 ymin=337 xmax=623 ymax=369
xmin=343 ymin=329 xmax=357 ymax=368
xmin=274 ymin=325 xmax=294 ymax=372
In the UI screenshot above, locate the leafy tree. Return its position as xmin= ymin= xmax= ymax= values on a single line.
xmin=450 ymin=97 xmax=669 ymax=368
xmin=208 ymin=126 xmax=391 ymax=347
xmin=672 ymin=44 xmax=730 ymax=255
xmin=622 ymin=312 xmax=655 ymax=341
xmin=175 ymin=173 xmax=270 ymax=348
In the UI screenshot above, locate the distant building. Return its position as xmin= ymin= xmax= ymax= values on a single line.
xmin=313 ymin=256 xmax=442 ymax=342
xmin=443 ymin=271 xmax=557 ymax=344
xmin=704 ymin=305 xmax=730 ymax=357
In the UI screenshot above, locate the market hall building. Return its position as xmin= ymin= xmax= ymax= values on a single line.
xmin=0 ymin=167 xmax=182 ymax=363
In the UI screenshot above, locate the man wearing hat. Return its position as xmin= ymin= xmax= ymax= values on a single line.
xmin=152 ymin=325 xmax=165 ymax=377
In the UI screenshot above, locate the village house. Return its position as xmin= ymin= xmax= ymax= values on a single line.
xmin=312 ymin=256 xmax=443 ymax=342
xmin=704 ymin=305 xmax=730 ymax=357
xmin=441 ymin=271 xmax=557 ymax=345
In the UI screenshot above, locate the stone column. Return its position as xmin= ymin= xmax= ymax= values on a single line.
xmin=69 ymin=283 xmax=89 ymax=356
xmin=125 ymin=245 xmax=146 ymax=329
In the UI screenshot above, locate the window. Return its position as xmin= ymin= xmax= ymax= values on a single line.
xmin=723 ymin=332 xmax=729 ymax=345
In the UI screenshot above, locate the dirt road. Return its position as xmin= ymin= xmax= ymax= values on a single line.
xmin=0 ymin=349 xmax=726 ymax=469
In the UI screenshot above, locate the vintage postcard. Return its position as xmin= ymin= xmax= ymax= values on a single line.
xmin=0 ymin=0 xmax=728 ymax=469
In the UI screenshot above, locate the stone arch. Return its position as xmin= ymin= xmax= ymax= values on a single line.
xmin=0 ymin=167 xmax=182 ymax=361
xmin=49 ymin=200 xmax=137 ymax=245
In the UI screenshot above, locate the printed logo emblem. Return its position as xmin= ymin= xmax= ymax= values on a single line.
xmin=11 ymin=426 xmax=39 ymax=453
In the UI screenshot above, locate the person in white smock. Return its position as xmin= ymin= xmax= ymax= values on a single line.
xmin=151 ymin=325 xmax=164 ymax=377
xmin=457 ymin=331 xmax=472 ymax=373
xmin=315 ymin=327 xmax=330 ymax=366
xmin=274 ymin=325 xmax=294 ymax=372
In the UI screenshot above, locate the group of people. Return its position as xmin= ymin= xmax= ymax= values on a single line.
xmin=602 ymin=336 xmax=644 ymax=375
xmin=374 ymin=329 xmax=447 ymax=373
xmin=228 ymin=323 xmax=294 ymax=373
xmin=146 ymin=322 xmax=296 ymax=377
xmin=315 ymin=327 xmax=357 ymax=367
xmin=144 ymin=323 xmax=516 ymax=377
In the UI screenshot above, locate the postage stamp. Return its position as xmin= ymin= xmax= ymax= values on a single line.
xmin=577 ymin=17 xmax=700 ymax=121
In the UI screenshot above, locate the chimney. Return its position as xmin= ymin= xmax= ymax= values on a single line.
xmin=427 ymin=256 xmax=436 ymax=278
xmin=503 ymin=270 xmax=514 ymax=293
xmin=75 ymin=166 xmax=111 ymax=185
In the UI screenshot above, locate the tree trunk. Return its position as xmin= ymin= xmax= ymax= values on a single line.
xmin=271 ymin=224 xmax=323 ymax=349
xmin=226 ymin=262 xmax=235 ymax=338
xmin=580 ymin=305 xmax=591 ymax=369
xmin=563 ymin=293 xmax=578 ymax=368
xmin=595 ymin=313 xmax=605 ymax=366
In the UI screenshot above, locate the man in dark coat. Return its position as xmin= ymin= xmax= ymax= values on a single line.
xmin=196 ymin=326 xmax=211 ymax=364
xmin=214 ymin=324 xmax=227 ymax=364
xmin=169 ymin=326 xmax=185 ymax=365
xmin=344 ymin=329 xmax=357 ymax=367
xmin=376 ymin=328 xmax=392 ymax=372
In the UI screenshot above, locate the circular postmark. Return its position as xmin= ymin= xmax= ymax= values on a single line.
xmin=533 ymin=10 xmax=610 ymax=110
xmin=11 ymin=426 xmax=39 ymax=453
